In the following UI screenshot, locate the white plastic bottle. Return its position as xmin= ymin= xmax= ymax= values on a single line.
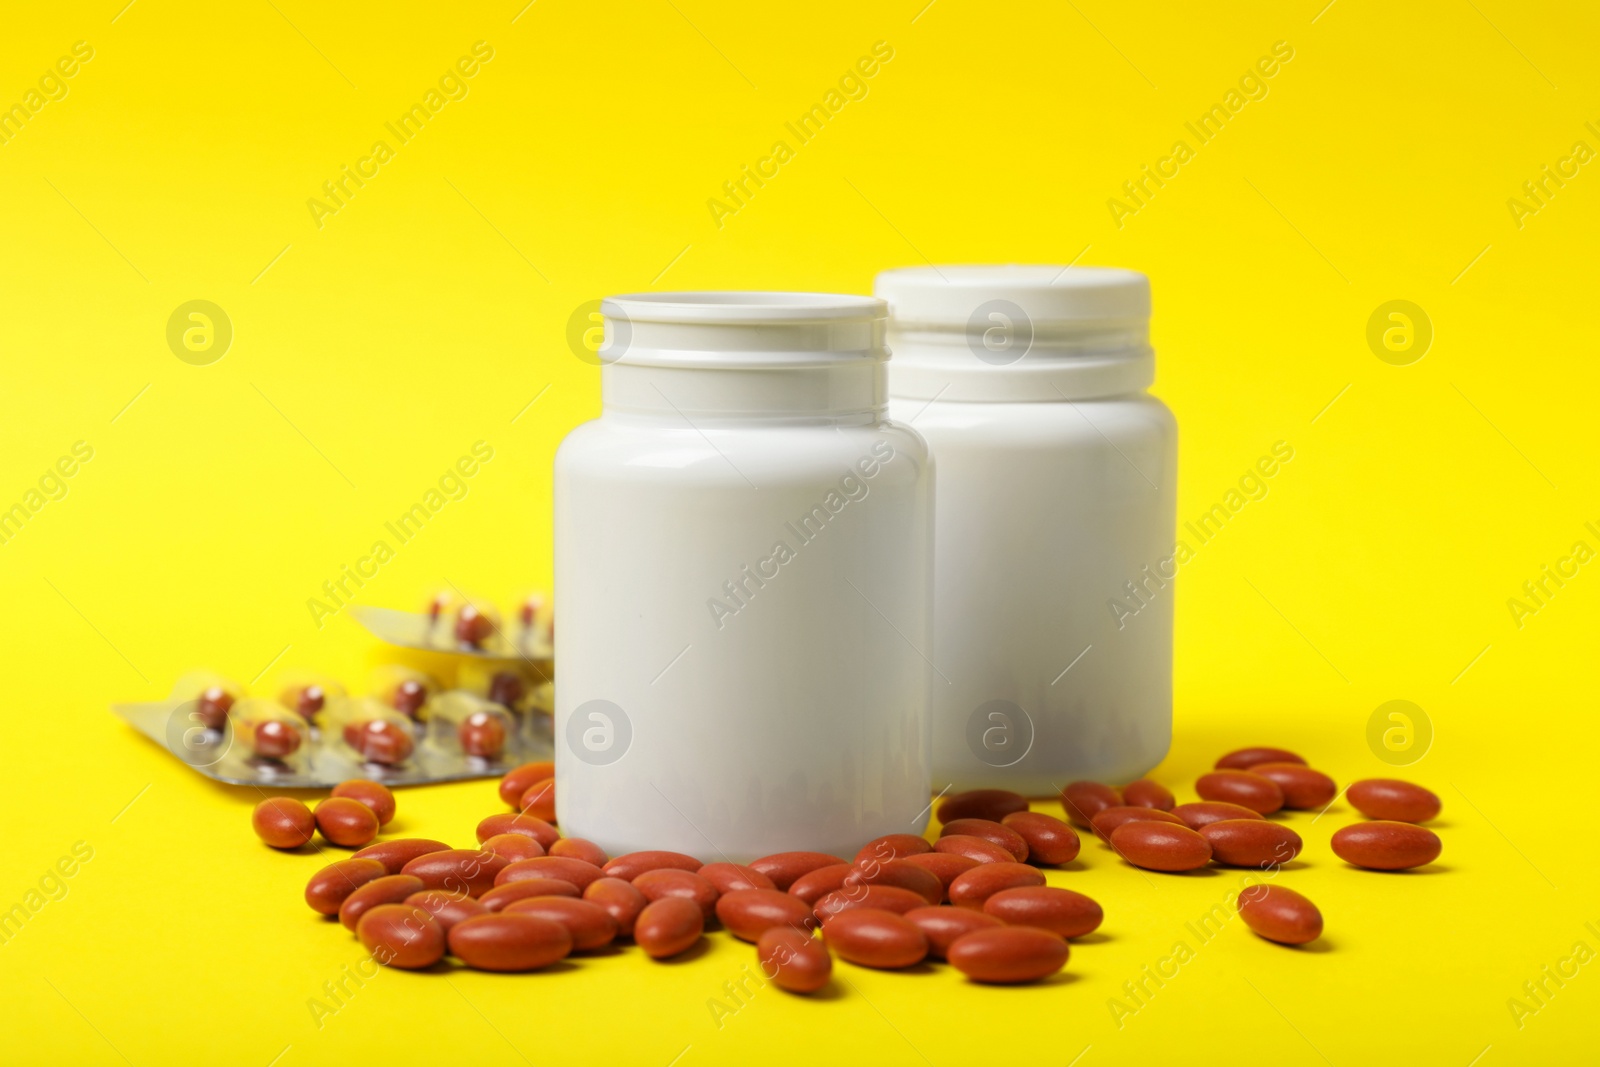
xmin=878 ymin=266 xmax=1176 ymax=794
xmin=554 ymin=292 xmax=933 ymax=860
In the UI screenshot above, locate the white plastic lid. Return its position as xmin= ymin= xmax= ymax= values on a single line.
xmin=874 ymin=265 xmax=1149 ymax=327
xmin=876 ymin=266 xmax=1155 ymax=401
xmin=598 ymin=291 xmax=888 ymax=369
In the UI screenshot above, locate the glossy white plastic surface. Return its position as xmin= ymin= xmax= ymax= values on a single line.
xmin=881 ymin=267 xmax=1176 ymax=794
xmin=555 ymin=293 xmax=933 ymax=860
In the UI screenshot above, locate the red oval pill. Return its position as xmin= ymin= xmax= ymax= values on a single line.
xmin=1195 ymin=771 xmax=1284 ymax=815
xmin=981 ymin=886 xmax=1103 ymax=939
xmin=448 ymin=912 xmax=572 ymax=971
xmin=1238 ymin=884 xmax=1323 ymax=945
xmin=1000 ymin=811 xmax=1081 ymax=865
xmin=1061 ymin=781 xmax=1121 ymax=828
xmin=1216 ymin=746 xmax=1305 ymax=770
xmin=1347 ymin=779 xmax=1441 ymax=823
xmin=634 ymin=896 xmax=704 ymax=959
xmin=822 ymin=908 xmax=928 ymax=969
xmin=903 ymin=905 xmax=1004 ymax=959
xmin=1200 ymin=820 xmax=1303 ymax=868
xmin=1109 ymin=821 xmax=1213 ymax=872
xmin=1331 ymin=821 xmax=1441 ymax=870
xmin=757 ymin=927 xmax=832 ymax=992
xmin=936 ymin=789 xmax=1028 ymax=824
xmin=358 ymin=904 xmax=445 ymax=969
xmin=947 ymin=926 xmax=1068 ymax=983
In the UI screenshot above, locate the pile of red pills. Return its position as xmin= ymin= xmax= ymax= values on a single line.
xmin=255 ymin=744 xmax=1444 ymax=986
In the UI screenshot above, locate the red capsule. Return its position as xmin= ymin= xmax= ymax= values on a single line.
xmin=1216 ymin=746 xmax=1305 ymax=770
xmin=305 ymin=858 xmax=388 ymax=915
xmin=391 ymin=679 xmax=429 ymax=719
xmin=1195 ymin=771 xmax=1284 ymax=815
xmin=448 ymin=912 xmax=572 ymax=971
xmin=1200 ymin=820 xmax=1303 ymax=868
xmin=750 ymin=851 xmax=848 ymax=891
xmin=488 ymin=670 xmax=527 ymax=709
xmin=503 ymin=897 xmax=618 ymax=951
xmin=405 ymin=890 xmax=487 ymax=931
xmin=947 ymin=862 xmax=1046 ymax=908
xmin=1238 ymin=884 xmax=1323 ymax=945
xmin=1331 ymin=821 xmax=1441 ymax=870
xmin=498 ymin=761 xmax=555 ymax=809
xmin=1000 ymin=812 xmax=1081 ymax=866
xmin=519 ymin=778 xmax=556 ymax=822
xmin=1347 ymin=779 xmax=1441 ymax=823
xmin=331 ymin=779 xmax=396 ymax=827
xmin=632 ymin=869 xmax=719 ymax=920
xmin=602 ymin=850 xmax=703 ymax=881
xmin=933 ymin=835 xmax=1014 ymax=865
xmin=1090 ymin=806 xmax=1184 ymax=842
xmin=343 ymin=719 xmax=414 ymax=765
xmin=548 ymin=838 xmax=609 ymax=867
xmin=284 ymin=684 xmax=325 ymax=720
xmin=697 ymin=863 xmax=776 ymax=894
xmin=339 ymin=875 xmax=426 ymax=932
xmin=947 ymin=926 xmax=1068 ymax=983
xmin=1170 ymin=802 xmax=1265 ymax=830
xmin=196 ymin=686 xmax=234 ymax=730
xmin=757 ymin=927 xmax=832 ymax=993
xmin=455 ymin=604 xmax=495 ymax=647
xmin=814 ymin=885 xmax=927 ymax=923
xmin=1120 ymin=779 xmax=1176 ymax=810
xmin=982 ymin=886 xmax=1103 ymax=939
xmin=936 ymin=788 xmax=1029 ymax=824
xmin=358 ymin=904 xmax=445 ymax=969
xmin=903 ymin=906 xmax=1004 ymax=959
xmin=1061 ymin=781 xmax=1121 ymax=828
xmin=938 ymin=819 xmax=1028 ymax=862
xmin=822 ymin=908 xmax=928 ymax=969
xmin=252 ymin=798 xmax=315 ymax=849
xmin=481 ymin=833 xmax=546 ymax=863
xmin=352 ymin=838 xmax=451 ymax=875
xmin=459 ymin=712 xmax=508 ymax=759
xmin=1109 ymin=821 xmax=1213 ymax=872
xmin=583 ymin=877 xmax=648 ymax=937
xmin=788 ymin=864 xmax=854 ymax=905
xmin=1251 ymin=763 xmax=1337 ymax=810
xmin=897 ymin=852 xmax=980 ymax=898
xmin=475 ymin=813 xmax=559 ymax=849
xmin=844 ymin=859 xmax=943 ymax=905
xmin=496 ymin=856 xmax=606 ymax=891
xmin=314 ymin=797 xmax=380 ymax=848
xmin=478 ymin=879 xmax=580 ymax=912
xmin=252 ymin=719 xmax=302 ymax=759
xmin=401 ymin=849 xmax=511 ymax=897
xmin=716 ymin=889 xmax=816 ymax=943
xmin=854 ymin=834 xmax=932 ymax=866
xmin=634 ymin=896 xmax=704 ymax=959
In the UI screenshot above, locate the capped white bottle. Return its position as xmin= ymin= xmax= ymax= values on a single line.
xmin=879 ymin=266 xmax=1176 ymax=794
xmin=555 ymin=292 xmax=933 ymax=860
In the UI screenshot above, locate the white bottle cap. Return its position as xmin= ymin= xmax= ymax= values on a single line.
xmin=876 ymin=266 xmax=1153 ymax=401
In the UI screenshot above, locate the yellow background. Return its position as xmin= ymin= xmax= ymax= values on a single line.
xmin=2 ymin=0 xmax=1597 ymax=1064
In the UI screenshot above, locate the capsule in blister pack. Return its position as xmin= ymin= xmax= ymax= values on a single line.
xmin=275 ymin=675 xmax=345 ymax=725
xmin=329 ymin=696 xmax=419 ymax=767
xmin=352 ymin=591 xmax=554 ymax=662
xmin=113 ymin=672 xmax=553 ymax=787
xmin=455 ymin=660 xmax=553 ymax=751
xmin=369 ymin=664 xmax=439 ymax=723
xmin=426 ymin=690 xmax=515 ymax=765
xmin=231 ymin=697 xmax=310 ymax=768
